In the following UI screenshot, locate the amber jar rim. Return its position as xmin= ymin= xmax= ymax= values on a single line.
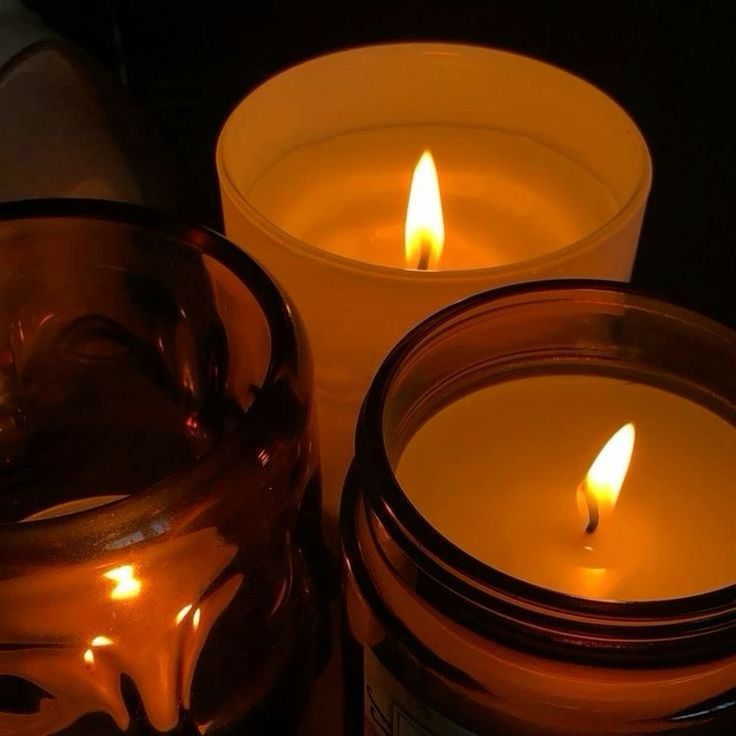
xmin=0 ymin=198 xmax=301 ymax=543
xmin=217 ymin=42 xmax=652 ymax=281
xmin=345 ymin=280 xmax=736 ymax=666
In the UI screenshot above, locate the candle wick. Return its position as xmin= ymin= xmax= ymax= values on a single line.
xmin=580 ymin=481 xmax=600 ymax=534
xmin=416 ymin=240 xmax=431 ymax=271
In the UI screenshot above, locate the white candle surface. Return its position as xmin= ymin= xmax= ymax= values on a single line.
xmin=397 ymin=374 xmax=736 ymax=600
xmin=246 ymin=127 xmax=618 ymax=269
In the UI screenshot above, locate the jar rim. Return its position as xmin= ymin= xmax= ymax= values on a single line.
xmin=0 ymin=198 xmax=301 ymax=548
xmin=346 ymin=280 xmax=736 ymax=666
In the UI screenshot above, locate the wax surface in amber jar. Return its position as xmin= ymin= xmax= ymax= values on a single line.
xmin=398 ymin=374 xmax=736 ymax=599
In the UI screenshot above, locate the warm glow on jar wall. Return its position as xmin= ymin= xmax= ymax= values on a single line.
xmin=343 ymin=283 xmax=736 ymax=735
xmin=217 ymin=43 xmax=652 ymax=545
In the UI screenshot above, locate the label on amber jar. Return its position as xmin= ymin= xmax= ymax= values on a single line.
xmin=364 ymin=648 xmax=477 ymax=735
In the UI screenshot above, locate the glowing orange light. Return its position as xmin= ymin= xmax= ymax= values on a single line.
xmin=578 ymin=423 xmax=635 ymax=534
xmin=192 ymin=608 xmax=201 ymax=632
xmin=104 ymin=565 xmax=141 ymax=600
xmin=91 ymin=635 xmax=113 ymax=647
xmin=83 ymin=648 xmax=95 ymax=666
xmin=405 ymin=150 xmax=445 ymax=270
xmin=176 ymin=604 xmax=193 ymax=625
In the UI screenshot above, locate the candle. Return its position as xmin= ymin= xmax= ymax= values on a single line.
xmin=0 ymin=201 xmax=323 ymax=735
xmin=217 ymin=43 xmax=652 ymax=543
xmin=342 ymin=283 xmax=736 ymax=735
xmin=397 ymin=375 xmax=736 ymax=600
xmin=241 ymin=132 xmax=620 ymax=271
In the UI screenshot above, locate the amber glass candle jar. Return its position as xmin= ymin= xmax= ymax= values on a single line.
xmin=0 ymin=200 xmax=326 ymax=735
xmin=343 ymin=282 xmax=736 ymax=735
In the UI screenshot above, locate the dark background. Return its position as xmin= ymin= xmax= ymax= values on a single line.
xmin=27 ymin=0 xmax=736 ymax=327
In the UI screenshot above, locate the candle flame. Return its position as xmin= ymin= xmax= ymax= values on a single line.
xmin=405 ymin=150 xmax=445 ymax=270
xmin=578 ymin=423 xmax=635 ymax=533
xmin=83 ymin=648 xmax=95 ymax=666
xmin=587 ymin=423 xmax=635 ymax=507
xmin=104 ymin=565 xmax=141 ymax=600
xmin=176 ymin=604 xmax=193 ymax=625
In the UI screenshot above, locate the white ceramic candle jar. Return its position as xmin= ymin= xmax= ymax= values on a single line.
xmin=217 ymin=44 xmax=652 ymax=545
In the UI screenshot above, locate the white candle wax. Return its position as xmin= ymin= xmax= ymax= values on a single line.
xmin=397 ymin=374 xmax=736 ymax=600
xmin=246 ymin=127 xmax=618 ymax=269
